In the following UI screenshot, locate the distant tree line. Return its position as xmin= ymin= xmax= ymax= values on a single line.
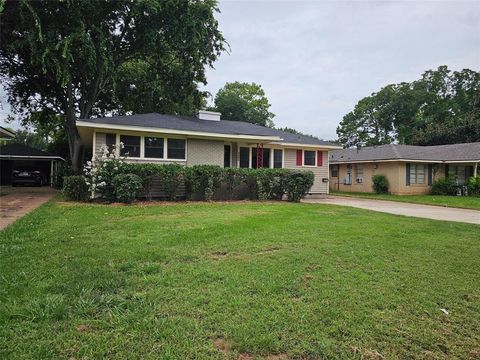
xmin=336 ymin=66 xmax=480 ymax=148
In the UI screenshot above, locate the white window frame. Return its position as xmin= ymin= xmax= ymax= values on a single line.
xmin=237 ymin=144 xmax=284 ymax=169
xmin=302 ymin=149 xmax=317 ymax=167
xmin=410 ymin=164 xmax=425 ymax=185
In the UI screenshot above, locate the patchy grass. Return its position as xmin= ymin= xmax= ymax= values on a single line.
xmin=332 ymin=191 xmax=480 ymax=210
xmin=1 ymin=201 xmax=479 ymax=359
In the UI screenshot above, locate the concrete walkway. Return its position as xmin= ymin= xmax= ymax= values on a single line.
xmin=0 ymin=186 xmax=58 ymax=230
xmin=304 ymin=196 xmax=480 ymax=225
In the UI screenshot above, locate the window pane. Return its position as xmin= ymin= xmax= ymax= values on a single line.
xmin=145 ymin=137 xmax=164 ymax=158
xmin=167 ymin=139 xmax=185 ymax=159
xmin=417 ymin=164 xmax=425 ymax=184
xmin=106 ymin=133 xmax=116 ymax=152
xmin=332 ymin=164 xmax=338 ymax=177
xmin=273 ymin=149 xmax=283 ymax=168
xmin=239 ymin=147 xmax=249 ymax=168
xmin=251 ymin=148 xmax=270 ymax=169
xmin=224 ymin=145 xmax=231 ymax=168
xmin=410 ymin=165 xmax=416 ymax=183
xmin=251 ymin=147 xmax=258 ymax=169
xmin=120 ymin=135 xmax=140 ymax=157
xmin=304 ymin=150 xmax=316 ymax=166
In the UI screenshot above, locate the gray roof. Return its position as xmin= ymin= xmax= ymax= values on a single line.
xmin=78 ymin=113 xmax=336 ymax=146
xmin=0 ymin=143 xmax=63 ymax=159
xmin=330 ymin=143 xmax=480 ymax=163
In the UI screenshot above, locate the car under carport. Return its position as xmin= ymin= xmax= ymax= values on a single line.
xmin=0 ymin=143 xmax=64 ymax=186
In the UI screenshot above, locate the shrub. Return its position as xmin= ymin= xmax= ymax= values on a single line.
xmin=84 ymin=144 xmax=127 ymax=201
xmin=372 ymin=174 xmax=389 ymax=194
xmin=467 ymin=176 xmax=480 ymax=196
xmin=284 ymin=170 xmax=314 ymax=202
xmin=254 ymin=168 xmax=287 ymax=200
xmin=112 ymin=173 xmax=143 ymax=203
xmin=430 ymin=177 xmax=456 ymax=195
xmin=62 ymin=175 xmax=89 ymax=201
xmin=185 ymin=165 xmax=223 ymax=201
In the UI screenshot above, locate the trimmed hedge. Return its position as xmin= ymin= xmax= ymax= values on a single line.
xmin=430 ymin=177 xmax=456 ymax=195
xmin=372 ymin=174 xmax=389 ymax=194
xmin=112 ymin=173 xmax=143 ymax=203
xmin=63 ymin=176 xmax=89 ymax=201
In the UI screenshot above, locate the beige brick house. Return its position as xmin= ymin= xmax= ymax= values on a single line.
xmin=329 ymin=143 xmax=480 ymax=195
xmin=77 ymin=111 xmax=341 ymax=196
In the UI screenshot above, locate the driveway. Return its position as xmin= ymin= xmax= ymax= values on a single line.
xmin=304 ymin=196 xmax=480 ymax=225
xmin=0 ymin=186 xmax=58 ymax=230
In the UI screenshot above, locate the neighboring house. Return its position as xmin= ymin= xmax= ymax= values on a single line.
xmin=329 ymin=143 xmax=480 ymax=195
xmin=0 ymin=143 xmax=64 ymax=186
xmin=0 ymin=126 xmax=16 ymax=145
xmin=77 ymin=111 xmax=341 ymax=196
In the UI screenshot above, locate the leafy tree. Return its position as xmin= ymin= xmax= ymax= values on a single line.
xmin=337 ymin=66 xmax=480 ymax=147
xmin=213 ymin=82 xmax=275 ymax=127
xmin=0 ymin=0 xmax=226 ymax=172
xmin=12 ymin=129 xmax=48 ymax=150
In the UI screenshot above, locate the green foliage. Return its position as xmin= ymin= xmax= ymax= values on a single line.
xmin=213 ymin=82 xmax=275 ymax=127
xmin=430 ymin=177 xmax=457 ymax=195
xmin=337 ymin=66 xmax=480 ymax=147
xmin=466 ymin=176 xmax=480 ymax=196
xmin=254 ymin=168 xmax=288 ymax=200
xmin=185 ymin=165 xmax=224 ymax=201
xmin=112 ymin=174 xmax=143 ymax=204
xmin=283 ymin=171 xmax=315 ymax=202
xmin=372 ymin=174 xmax=389 ymax=194
xmin=62 ymin=175 xmax=89 ymax=201
xmin=0 ymin=1 xmax=226 ymax=171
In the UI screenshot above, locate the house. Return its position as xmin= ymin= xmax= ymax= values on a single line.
xmin=329 ymin=143 xmax=480 ymax=195
xmin=0 ymin=126 xmax=16 ymax=145
xmin=76 ymin=111 xmax=341 ymax=196
xmin=0 ymin=143 xmax=64 ymax=186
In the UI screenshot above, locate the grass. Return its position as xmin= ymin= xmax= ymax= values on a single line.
xmin=332 ymin=191 xmax=480 ymax=210
xmin=1 ymin=200 xmax=479 ymax=359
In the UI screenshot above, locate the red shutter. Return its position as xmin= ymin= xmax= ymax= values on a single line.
xmin=296 ymin=150 xmax=302 ymax=166
xmin=317 ymin=151 xmax=323 ymax=166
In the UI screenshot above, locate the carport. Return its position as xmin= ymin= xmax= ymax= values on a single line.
xmin=0 ymin=143 xmax=64 ymax=186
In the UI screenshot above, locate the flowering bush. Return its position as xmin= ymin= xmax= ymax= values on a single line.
xmin=83 ymin=144 xmax=127 ymax=201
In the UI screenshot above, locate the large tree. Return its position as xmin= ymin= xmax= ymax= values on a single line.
xmin=213 ymin=81 xmax=275 ymax=127
xmin=336 ymin=66 xmax=480 ymax=148
xmin=0 ymin=0 xmax=226 ymax=172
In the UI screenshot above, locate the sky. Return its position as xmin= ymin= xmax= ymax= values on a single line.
xmin=1 ymin=0 xmax=479 ymax=140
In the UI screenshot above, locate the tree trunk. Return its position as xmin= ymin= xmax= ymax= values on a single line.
xmin=64 ymin=111 xmax=84 ymax=175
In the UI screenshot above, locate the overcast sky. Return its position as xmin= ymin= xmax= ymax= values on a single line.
xmin=1 ymin=0 xmax=479 ymax=140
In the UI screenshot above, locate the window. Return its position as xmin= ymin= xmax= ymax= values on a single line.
xmin=224 ymin=145 xmax=231 ymax=168
xmin=106 ymin=133 xmax=116 ymax=152
xmin=303 ymin=150 xmax=316 ymax=166
xmin=167 ymin=139 xmax=186 ymax=159
xmin=273 ymin=149 xmax=283 ymax=168
xmin=448 ymin=165 xmax=466 ymax=184
xmin=120 ymin=135 xmax=140 ymax=157
xmin=239 ymin=147 xmax=249 ymax=168
xmin=332 ymin=164 xmax=339 ymax=177
xmin=410 ymin=164 xmax=425 ymax=184
xmin=355 ymin=165 xmax=364 ymax=183
xmin=144 ymin=137 xmax=164 ymax=158
xmin=251 ymin=147 xmax=270 ymax=169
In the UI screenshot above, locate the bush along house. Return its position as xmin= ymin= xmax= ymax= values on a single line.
xmin=329 ymin=143 xmax=480 ymax=195
xmin=76 ymin=111 xmax=341 ymax=197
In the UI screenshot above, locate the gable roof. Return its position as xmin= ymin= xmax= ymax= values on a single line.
xmin=0 ymin=143 xmax=64 ymax=160
xmin=77 ymin=113 xmax=339 ymax=147
xmin=330 ymin=143 xmax=480 ymax=163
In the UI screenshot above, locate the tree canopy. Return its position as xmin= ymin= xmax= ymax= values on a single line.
xmin=0 ymin=0 xmax=226 ymax=172
xmin=336 ymin=66 xmax=480 ymax=148
xmin=213 ymin=82 xmax=275 ymax=127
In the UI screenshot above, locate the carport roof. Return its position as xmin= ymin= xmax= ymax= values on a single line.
xmin=0 ymin=143 xmax=64 ymax=160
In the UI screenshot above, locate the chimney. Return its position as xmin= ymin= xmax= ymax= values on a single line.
xmin=195 ymin=110 xmax=221 ymax=121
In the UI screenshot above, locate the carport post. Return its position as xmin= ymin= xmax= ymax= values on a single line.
xmin=50 ymin=160 xmax=54 ymax=187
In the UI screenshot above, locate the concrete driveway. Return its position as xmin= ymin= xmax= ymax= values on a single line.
xmin=0 ymin=186 xmax=58 ymax=230
xmin=304 ymin=196 xmax=480 ymax=225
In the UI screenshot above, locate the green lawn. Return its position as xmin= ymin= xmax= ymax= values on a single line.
xmin=332 ymin=191 xmax=480 ymax=210
xmin=1 ymin=201 xmax=479 ymax=359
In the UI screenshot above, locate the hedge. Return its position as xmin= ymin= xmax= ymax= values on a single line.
xmin=73 ymin=163 xmax=315 ymax=203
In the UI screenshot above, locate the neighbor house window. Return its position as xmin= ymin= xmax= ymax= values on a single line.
xmin=224 ymin=145 xmax=231 ymax=168
xmin=273 ymin=149 xmax=283 ymax=168
xmin=120 ymin=135 xmax=140 ymax=157
xmin=303 ymin=150 xmax=316 ymax=166
xmin=145 ymin=137 xmax=164 ymax=158
xmin=167 ymin=139 xmax=186 ymax=159
xmin=410 ymin=164 xmax=425 ymax=184
xmin=355 ymin=165 xmax=364 ymax=183
xmin=105 ymin=133 xmax=116 ymax=152
xmin=448 ymin=165 xmax=466 ymax=184
xmin=332 ymin=164 xmax=339 ymax=177
xmin=239 ymin=147 xmax=249 ymax=168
